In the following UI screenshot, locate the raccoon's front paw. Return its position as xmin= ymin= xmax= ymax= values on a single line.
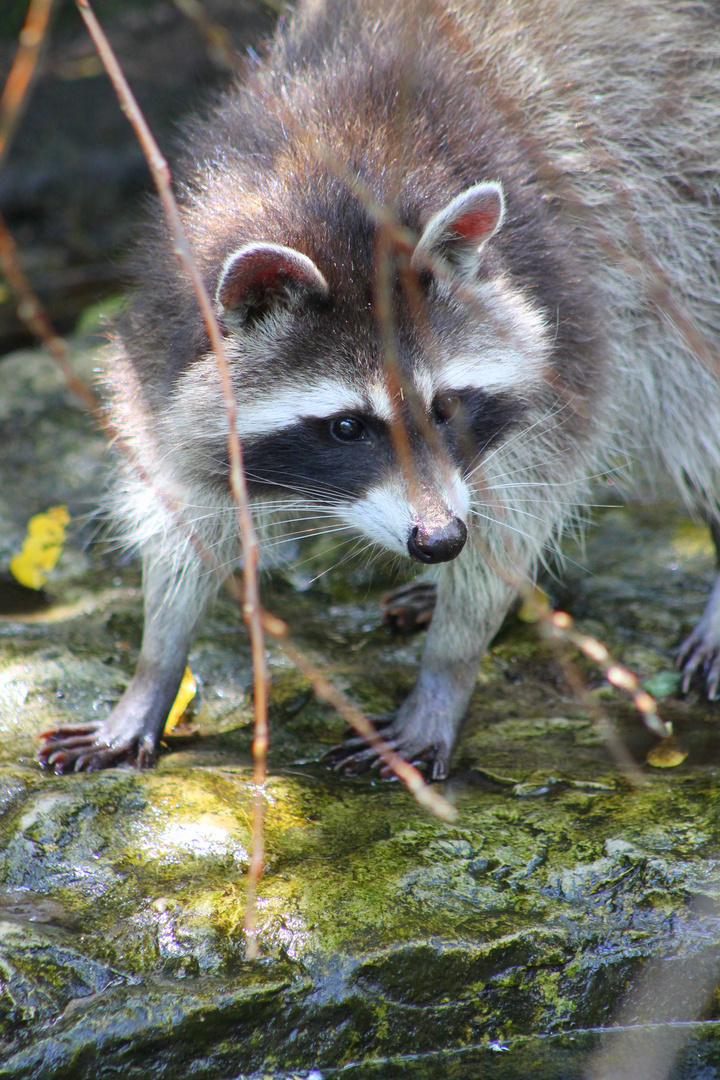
xmin=38 ymin=664 xmax=186 ymax=772
xmin=327 ymin=714 xmax=452 ymax=781
xmin=38 ymin=722 xmax=158 ymax=773
xmin=381 ymin=580 xmax=437 ymax=633
xmin=677 ymin=579 xmax=720 ymax=700
xmin=677 ymin=624 xmax=720 ymax=700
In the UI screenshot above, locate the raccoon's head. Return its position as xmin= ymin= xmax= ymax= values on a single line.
xmin=171 ymin=181 xmax=551 ymax=565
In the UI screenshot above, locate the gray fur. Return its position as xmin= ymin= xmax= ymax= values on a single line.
xmin=39 ymin=0 xmax=720 ymax=775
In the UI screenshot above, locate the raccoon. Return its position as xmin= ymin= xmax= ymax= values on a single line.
xmin=39 ymin=0 xmax=720 ymax=777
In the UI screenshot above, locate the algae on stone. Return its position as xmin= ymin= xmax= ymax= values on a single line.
xmin=1 ymin=339 xmax=720 ymax=1078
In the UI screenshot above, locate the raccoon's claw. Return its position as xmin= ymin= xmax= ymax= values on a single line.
xmin=677 ymin=579 xmax=720 ymax=700
xmin=337 ymin=743 xmax=448 ymax=781
xmin=381 ymin=580 xmax=437 ymax=633
xmin=677 ymin=578 xmax=720 ymax=695
xmin=326 ymin=716 xmax=449 ymax=780
xmin=38 ymin=723 xmax=101 ymax=771
xmin=326 ymin=714 xmax=394 ymax=771
xmin=38 ymin=664 xmax=185 ymax=773
xmin=677 ymin=628 xmax=720 ymax=700
xmin=38 ymin=723 xmax=150 ymax=773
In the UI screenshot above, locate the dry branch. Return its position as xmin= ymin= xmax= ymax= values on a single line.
xmin=74 ymin=0 xmax=268 ymax=958
xmin=170 ymin=0 xmax=245 ymax=73
xmin=0 ymin=0 xmax=55 ymax=170
xmin=281 ymin=642 xmax=458 ymax=822
xmin=0 ymin=210 xmax=100 ymax=413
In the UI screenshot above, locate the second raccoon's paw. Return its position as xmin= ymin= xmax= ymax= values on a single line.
xmin=677 ymin=626 xmax=720 ymax=700
xmin=326 ymin=715 xmax=452 ymax=781
xmin=38 ymin=722 xmax=159 ymax=773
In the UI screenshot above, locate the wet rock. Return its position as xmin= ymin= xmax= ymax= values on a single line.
xmin=0 ymin=336 xmax=720 ymax=1077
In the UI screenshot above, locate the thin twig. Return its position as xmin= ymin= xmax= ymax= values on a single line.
xmin=71 ymin=0 xmax=462 ymax=955
xmin=516 ymin=579 xmax=670 ymax=752
xmin=0 ymin=0 xmax=55 ymax=171
xmin=281 ymin=641 xmax=458 ymax=822
xmin=560 ymin=655 xmax=647 ymax=787
xmin=170 ymin=0 xmax=245 ymax=73
xmin=545 ymin=609 xmax=670 ymax=738
xmin=74 ymin=0 xmax=269 ymax=960
xmin=0 ymin=210 xmax=100 ymax=413
xmin=373 ymin=224 xmax=421 ymax=504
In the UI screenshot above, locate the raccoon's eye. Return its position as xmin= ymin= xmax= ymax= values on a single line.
xmin=330 ymin=416 xmax=367 ymax=442
xmin=433 ymin=392 xmax=460 ymax=424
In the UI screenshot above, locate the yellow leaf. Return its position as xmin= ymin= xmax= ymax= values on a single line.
xmin=9 ymin=506 xmax=70 ymax=590
xmin=164 ymin=667 xmax=197 ymax=734
xmin=646 ymin=736 xmax=688 ymax=769
xmin=517 ymin=586 xmax=550 ymax=623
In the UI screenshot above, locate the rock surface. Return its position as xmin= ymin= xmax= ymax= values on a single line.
xmin=0 ymin=335 xmax=720 ymax=1078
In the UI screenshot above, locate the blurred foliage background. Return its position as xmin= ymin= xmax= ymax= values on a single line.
xmin=0 ymin=0 xmax=279 ymax=351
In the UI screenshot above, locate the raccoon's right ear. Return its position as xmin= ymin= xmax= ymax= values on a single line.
xmin=215 ymin=242 xmax=329 ymax=324
xmin=411 ymin=182 xmax=505 ymax=276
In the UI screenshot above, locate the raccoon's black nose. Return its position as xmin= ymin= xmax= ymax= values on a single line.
xmin=407 ymin=517 xmax=467 ymax=563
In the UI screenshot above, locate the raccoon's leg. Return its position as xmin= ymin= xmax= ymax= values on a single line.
xmin=39 ymin=549 xmax=219 ymax=772
xmin=332 ymin=550 xmax=515 ymax=780
xmin=677 ymin=520 xmax=720 ymax=700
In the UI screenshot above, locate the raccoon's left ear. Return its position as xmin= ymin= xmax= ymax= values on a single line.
xmin=411 ymin=182 xmax=505 ymax=274
xmin=215 ymin=242 xmax=329 ymax=323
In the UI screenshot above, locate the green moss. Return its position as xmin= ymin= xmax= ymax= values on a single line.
xmin=3 ymin=339 xmax=720 ymax=1074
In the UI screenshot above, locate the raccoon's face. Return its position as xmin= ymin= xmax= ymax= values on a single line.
xmin=170 ymin=182 xmax=551 ymax=564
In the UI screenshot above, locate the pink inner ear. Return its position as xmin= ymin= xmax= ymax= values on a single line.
xmin=451 ymin=201 xmax=501 ymax=245
xmin=218 ymin=244 xmax=328 ymax=311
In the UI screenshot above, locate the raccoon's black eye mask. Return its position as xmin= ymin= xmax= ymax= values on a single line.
xmin=234 ymin=387 xmax=525 ymax=500
xmin=438 ymin=388 xmax=525 ymax=470
xmin=240 ymin=411 xmax=385 ymax=499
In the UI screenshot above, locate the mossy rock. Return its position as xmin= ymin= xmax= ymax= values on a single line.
xmin=1 ymin=341 xmax=720 ymax=1077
